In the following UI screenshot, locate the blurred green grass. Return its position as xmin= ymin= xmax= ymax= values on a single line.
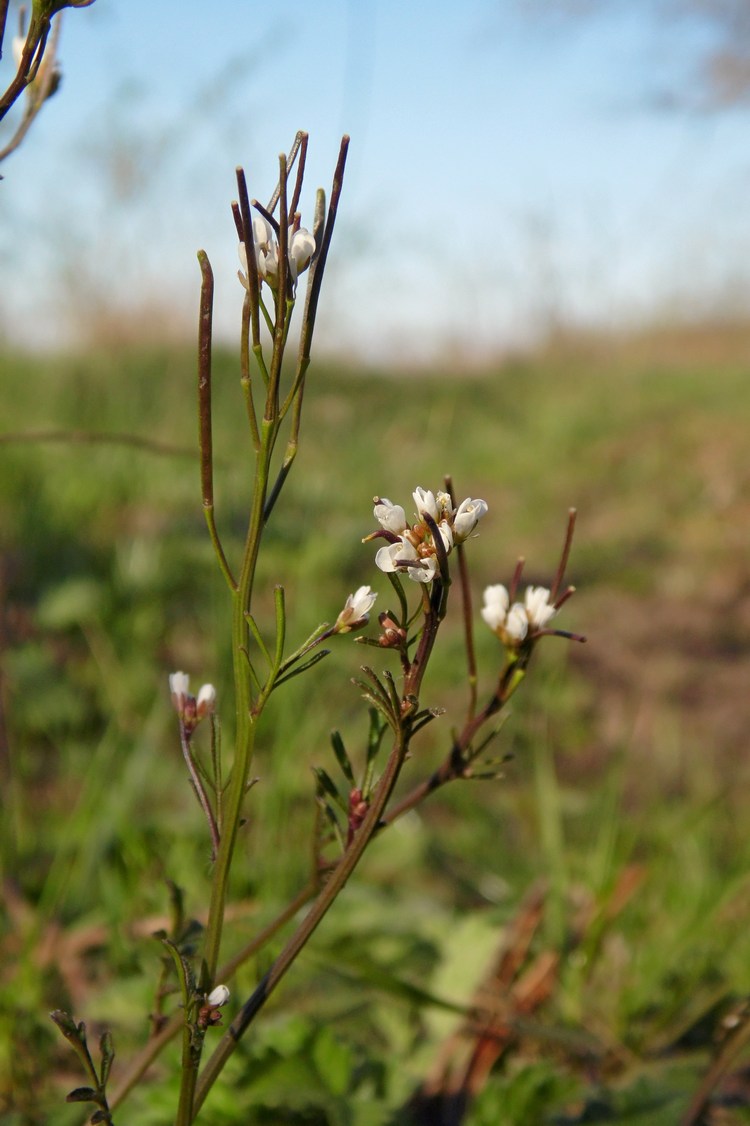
xmin=2 ymin=329 xmax=750 ymax=1124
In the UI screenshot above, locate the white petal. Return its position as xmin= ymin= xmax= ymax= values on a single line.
xmin=288 ymin=227 xmax=315 ymax=281
xmin=525 ymin=586 xmax=556 ymax=630
xmin=437 ymin=520 xmax=454 ymax=553
xmin=374 ymin=499 xmax=407 ymax=533
xmin=376 ymin=537 xmax=420 ymax=574
xmin=351 ymin=585 xmax=377 ymax=616
xmin=169 ymin=671 xmax=190 ymax=698
xmin=207 ymin=984 xmax=230 ymax=1007
xmin=197 ymin=684 xmax=216 ymax=710
xmin=408 ymin=555 xmax=438 ymax=583
xmin=481 ymin=585 xmax=509 ymax=631
xmin=375 ymin=542 xmax=402 ymax=573
xmin=436 ymin=491 xmax=454 ymax=519
xmin=253 ymin=215 xmax=274 ymax=249
xmin=413 ymin=487 xmax=438 ymax=522
xmin=506 ymin=604 xmax=529 ymax=640
xmin=453 ymin=498 xmax=488 ymax=542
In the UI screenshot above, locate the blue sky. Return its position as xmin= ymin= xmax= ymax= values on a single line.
xmin=2 ymin=0 xmax=749 ymax=361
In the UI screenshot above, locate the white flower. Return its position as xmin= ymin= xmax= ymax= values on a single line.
xmin=375 ymin=538 xmax=414 ymax=573
xmin=253 ymin=216 xmax=279 ymax=284
xmin=288 ymin=226 xmax=315 ymax=282
xmin=436 ymin=491 xmax=454 ymax=519
xmin=482 ymin=583 xmax=557 ymax=646
xmin=413 ymin=487 xmax=439 ymax=522
xmin=481 ymin=587 xmax=528 ymax=642
xmin=481 ymin=585 xmax=510 ymax=632
xmin=437 ymin=520 xmax=454 ymax=554
xmin=207 ymin=984 xmax=230 ymax=1007
xmin=373 ymin=498 xmax=407 ymax=534
xmin=237 ymin=220 xmax=315 ymax=291
xmin=169 ymin=671 xmax=190 ymax=702
xmin=370 ymin=486 xmax=487 ymax=585
xmin=335 ymin=585 xmax=377 ymax=632
xmin=524 ymin=586 xmax=556 ymax=630
xmin=375 ymin=537 xmax=436 ymax=583
xmin=453 ymin=498 xmax=488 ymax=542
xmin=238 ymin=223 xmax=279 ymax=288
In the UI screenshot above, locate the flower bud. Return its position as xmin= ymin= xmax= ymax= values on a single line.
xmin=480 ymin=586 xmax=510 ymax=632
xmin=207 ymin=984 xmax=230 ymax=1008
xmin=453 ymin=498 xmax=488 ymax=542
xmin=196 ymin=683 xmax=216 ymax=719
xmin=373 ymin=498 xmax=407 ymax=534
xmin=169 ymin=671 xmax=191 ymax=709
xmin=335 ymin=585 xmax=377 ymax=633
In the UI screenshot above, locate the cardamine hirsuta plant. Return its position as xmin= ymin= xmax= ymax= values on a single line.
xmin=51 ymin=131 xmax=584 ymax=1125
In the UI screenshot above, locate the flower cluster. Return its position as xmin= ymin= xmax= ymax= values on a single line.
xmin=169 ymin=671 xmax=216 ymax=734
xmin=368 ymin=488 xmax=488 ymax=583
xmin=481 ymin=584 xmax=557 ymax=647
xmin=238 ymin=215 xmax=315 ymax=292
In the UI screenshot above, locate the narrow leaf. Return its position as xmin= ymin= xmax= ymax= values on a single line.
xmin=274 ymin=649 xmax=329 ymax=687
xmin=330 ymin=730 xmax=355 ymax=785
xmin=99 ymin=1030 xmax=115 ymax=1085
xmin=313 ymin=767 xmax=347 ymax=814
xmin=50 ymin=1010 xmax=80 ymax=1039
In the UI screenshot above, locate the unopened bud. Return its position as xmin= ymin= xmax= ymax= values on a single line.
xmin=207 ymin=984 xmax=230 ymax=1007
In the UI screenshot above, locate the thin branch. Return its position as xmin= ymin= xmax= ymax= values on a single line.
xmin=178 ymin=723 xmax=220 ymax=862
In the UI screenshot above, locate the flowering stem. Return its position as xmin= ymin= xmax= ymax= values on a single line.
xmin=201 ymin=432 xmax=271 ymax=983
xmin=193 ymin=560 xmax=445 ymax=1111
xmin=172 ymin=135 xmax=351 ymax=1121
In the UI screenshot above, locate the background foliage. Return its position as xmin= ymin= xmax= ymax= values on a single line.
xmin=2 ymin=324 xmax=750 ymax=1123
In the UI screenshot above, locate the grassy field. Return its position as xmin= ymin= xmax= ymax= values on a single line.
xmin=2 ymin=325 xmax=750 ymax=1124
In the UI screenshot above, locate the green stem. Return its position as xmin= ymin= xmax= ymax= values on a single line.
xmin=201 ymin=418 xmax=276 ymax=984
xmin=193 ymin=727 xmax=410 ymax=1114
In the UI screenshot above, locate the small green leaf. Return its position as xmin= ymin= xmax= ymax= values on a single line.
xmin=274 ymin=649 xmax=330 ymax=687
xmin=330 ymin=730 xmax=355 ymax=784
xmin=99 ymin=1031 xmax=115 ymax=1086
xmin=313 ymin=767 xmax=347 ymax=814
xmin=50 ymin=1009 xmax=79 ymax=1038
xmin=366 ymin=707 xmax=387 ymax=763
